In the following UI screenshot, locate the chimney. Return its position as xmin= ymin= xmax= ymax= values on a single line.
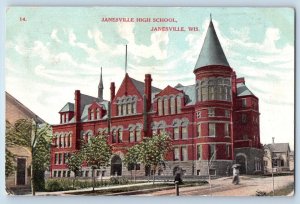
xmin=110 ymin=82 xmax=115 ymax=102
xmin=272 ymin=137 xmax=275 ymax=144
xmin=74 ymin=90 xmax=81 ymax=122
xmin=144 ymin=74 xmax=152 ymax=111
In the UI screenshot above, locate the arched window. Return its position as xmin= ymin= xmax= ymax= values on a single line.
xmin=127 ymin=103 xmax=132 ymax=114
xmin=174 ymin=127 xmax=179 ymax=140
xmin=132 ymin=101 xmax=137 ymax=114
xmin=158 ymin=98 xmax=163 ymax=116
xmin=170 ymin=96 xmax=176 ymax=114
xmin=164 ymin=98 xmax=169 ymax=115
xmin=96 ymin=108 xmax=100 ymax=119
xmin=118 ymin=104 xmax=122 ymax=116
xmin=112 ymin=130 xmax=117 ymax=143
xmin=90 ymin=109 xmax=94 ymax=120
xmin=129 ymin=128 xmax=135 ymax=142
xmin=176 ymin=96 xmax=182 ymax=113
xmin=118 ymin=129 xmax=123 ymax=143
xmin=56 ymin=135 xmax=60 ymax=147
xmin=68 ymin=134 xmax=72 ymax=147
xmin=122 ymin=103 xmax=127 ymax=116
xmin=135 ymin=128 xmax=141 ymax=142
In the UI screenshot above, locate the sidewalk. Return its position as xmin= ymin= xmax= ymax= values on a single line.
xmin=35 ymin=182 xmax=163 ymax=196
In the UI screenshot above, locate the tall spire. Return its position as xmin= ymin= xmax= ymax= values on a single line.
xmin=98 ymin=67 xmax=103 ymax=100
xmin=194 ymin=16 xmax=229 ymax=71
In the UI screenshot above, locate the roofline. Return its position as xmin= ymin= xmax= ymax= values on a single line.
xmin=5 ymin=91 xmax=46 ymax=124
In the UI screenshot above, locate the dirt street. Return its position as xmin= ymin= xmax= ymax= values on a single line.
xmin=137 ymin=175 xmax=294 ymax=196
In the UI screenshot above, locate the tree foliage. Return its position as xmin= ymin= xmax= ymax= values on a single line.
xmin=5 ymin=148 xmax=15 ymax=178
xmin=67 ymin=151 xmax=84 ymax=177
xmin=6 ymin=119 xmax=52 ymax=194
xmin=123 ymin=145 xmax=141 ymax=181
xmin=81 ymin=135 xmax=112 ymax=169
xmin=139 ymin=132 xmax=172 ymax=169
xmin=81 ymin=135 xmax=112 ymax=191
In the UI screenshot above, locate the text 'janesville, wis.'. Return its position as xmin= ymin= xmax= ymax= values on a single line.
xmin=101 ymin=17 xmax=200 ymax=32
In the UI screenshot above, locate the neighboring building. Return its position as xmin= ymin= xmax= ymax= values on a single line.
xmin=50 ymin=18 xmax=263 ymax=178
xmin=289 ymin=151 xmax=294 ymax=171
xmin=5 ymin=92 xmax=45 ymax=194
xmin=263 ymin=138 xmax=292 ymax=173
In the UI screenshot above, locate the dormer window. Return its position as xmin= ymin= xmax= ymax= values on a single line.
xmin=90 ymin=109 xmax=94 ymax=120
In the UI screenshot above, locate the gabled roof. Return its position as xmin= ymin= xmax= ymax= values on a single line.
xmin=6 ymin=91 xmax=45 ymax=124
xmin=59 ymin=102 xmax=74 ymax=113
xmin=265 ymin=143 xmax=290 ymax=153
xmin=237 ymin=83 xmax=254 ymax=97
xmin=156 ymin=85 xmax=182 ymax=97
xmin=130 ymin=77 xmax=161 ymax=96
xmin=194 ymin=19 xmax=229 ymax=70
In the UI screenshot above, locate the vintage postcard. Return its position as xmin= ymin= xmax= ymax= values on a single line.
xmin=5 ymin=7 xmax=294 ymax=196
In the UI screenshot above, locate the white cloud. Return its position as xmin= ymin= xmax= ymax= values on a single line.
xmin=117 ymin=22 xmax=169 ymax=60
xmin=50 ymin=29 xmax=62 ymax=43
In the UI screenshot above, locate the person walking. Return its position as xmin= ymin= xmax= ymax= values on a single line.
xmin=232 ymin=166 xmax=240 ymax=185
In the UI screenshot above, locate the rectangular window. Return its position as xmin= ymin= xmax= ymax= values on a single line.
xmin=55 ymin=154 xmax=58 ymax=164
xmin=197 ymin=145 xmax=202 ymax=160
xmin=201 ymin=87 xmax=208 ymax=101
xmin=85 ymin=171 xmax=89 ymax=177
xmin=158 ymin=100 xmax=163 ymax=116
xmin=174 ymin=147 xmax=180 ymax=161
xmin=63 ymin=171 xmax=66 ymax=177
xmin=112 ymin=131 xmax=117 ymax=143
xmin=225 ymin=123 xmax=229 ymax=137
xmin=67 ymin=171 xmax=71 ymax=177
xmin=209 ymin=123 xmax=216 ymax=137
xmin=59 ymin=154 xmax=63 ymax=164
xmin=53 ymin=171 xmax=57 ymax=177
xmin=181 ymin=146 xmax=188 ymax=161
xmin=129 ymin=130 xmax=135 ymax=142
xmin=242 ymin=114 xmax=247 ymax=123
xmin=209 ymin=86 xmax=215 ymax=100
xmin=225 ymin=110 xmax=230 ymax=118
xmin=209 ymin=169 xmax=216 ymax=175
xmin=242 ymin=98 xmax=247 ymax=108
xmin=170 ymin=97 xmax=176 ymax=114
xmin=164 ymin=99 xmax=169 ymax=115
xmin=196 ymin=111 xmax=201 ymax=119
xmin=57 ymin=171 xmax=61 ymax=177
xmin=209 ymin=144 xmax=216 ymax=160
xmin=64 ymin=153 xmax=68 ymax=164
xmin=174 ymin=127 xmax=179 ymax=140
xmin=122 ymin=104 xmax=127 ymax=115
xmin=118 ymin=104 xmax=122 ymax=116
xmin=182 ymin=126 xmax=188 ymax=139
xmin=208 ymin=108 xmax=215 ymax=117
xmin=197 ymin=124 xmax=201 ymax=137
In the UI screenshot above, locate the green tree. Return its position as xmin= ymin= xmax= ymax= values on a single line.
xmin=6 ymin=119 xmax=52 ymax=195
xmin=139 ymin=132 xmax=172 ymax=184
xmin=123 ymin=144 xmax=141 ymax=182
xmin=5 ymin=148 xmax=15 ymax=178
xmin=66 ymin=151 xmax=84 ymax=188
xmin=81 ymin=135 xmax=112 ymax=191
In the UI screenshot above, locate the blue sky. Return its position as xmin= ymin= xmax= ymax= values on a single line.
xmin=5 ymin=7 xmax=294 ymax=148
